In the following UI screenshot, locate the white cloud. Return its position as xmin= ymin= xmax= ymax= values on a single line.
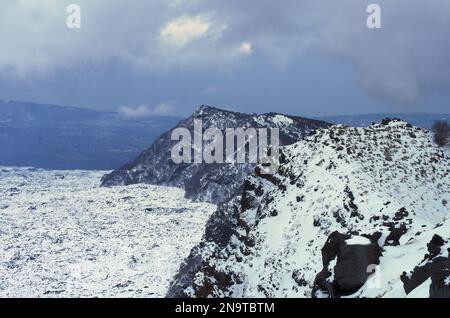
xmin=160 ymin=16 xmax=210 ymax=47
xmin=152 ymin=101 xmax=178 ymax=115
xmin=118 ymin=102 xmax=177 ymax=118
xmin=238 ymin=42 xmax=252 ymax=55
xmin=118 ymin=105 xmax=151 ymax=118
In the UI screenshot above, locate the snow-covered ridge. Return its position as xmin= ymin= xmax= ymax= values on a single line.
xmin=167 ymin=119 xmax=450 ymax=298
xmin=101 ymin=105 xmax=330 ymax=204
xmin=0 ymin=167 xmax=215 ymax=297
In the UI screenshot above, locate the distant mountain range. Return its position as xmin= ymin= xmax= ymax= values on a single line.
xmin=0 ymin=100 xmax=180 ymax=170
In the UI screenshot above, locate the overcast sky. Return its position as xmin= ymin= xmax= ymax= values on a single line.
xmin=0 ymin=0 xmax=449 ymax=116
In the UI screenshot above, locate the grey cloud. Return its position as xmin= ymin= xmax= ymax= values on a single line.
xmin=193 ymin=0 xmax=450 ymax=104
xmin=0 ymin=0 xmax=449 ymax=106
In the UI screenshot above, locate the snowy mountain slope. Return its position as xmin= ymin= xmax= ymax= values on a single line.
xmin=167 ymin=119 xmax=450 ymax=298
xmin=0 ymin=167 xmax=215 ymax=297
xmin=101 ymin=105 xmax=330 ymax=204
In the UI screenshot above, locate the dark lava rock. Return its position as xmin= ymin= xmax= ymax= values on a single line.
xmin=384 ymin=222 xmax=408 ymax=246
xmin=401 ymin=235 xmax=450 ymax=298
xmin=312 ymin=231 xmax=382 ymax=298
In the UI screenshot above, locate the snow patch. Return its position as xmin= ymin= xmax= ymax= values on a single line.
xmin=346 ymin=236 xmax=372 ymax=246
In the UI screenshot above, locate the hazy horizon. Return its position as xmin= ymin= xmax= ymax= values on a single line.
xmin=1 ymin=98 xmax=450 ymax=119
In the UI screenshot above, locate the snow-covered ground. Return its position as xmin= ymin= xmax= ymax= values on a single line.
xmin=445 ymin=145 xmax=450 ymax=156
xmin=0 ymin=167 xmax=215 ymax=298
xmin=168 ymin=120 xmax=450 ymax=298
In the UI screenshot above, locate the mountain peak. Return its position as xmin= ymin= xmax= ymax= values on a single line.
xmin=196 ymin=104 xmax=215 ymax=112
xmin=379 ymin=117 xmax=412 ymax=127
xmin=101 ymin=105 xmax=331 ymax=203
xmin=193 ymin=105 xmax=251 ymax=119
xmin=195 ymin=105 xmax=228 ymax=115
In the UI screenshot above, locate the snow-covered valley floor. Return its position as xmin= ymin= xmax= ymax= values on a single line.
xmin=0 ymin=167 xmax=216 ymax=298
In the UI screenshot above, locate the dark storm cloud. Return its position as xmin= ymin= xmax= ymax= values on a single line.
xmin=1 ymin=0 xmax=449 ymax=106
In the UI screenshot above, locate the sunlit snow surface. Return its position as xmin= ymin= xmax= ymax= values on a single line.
xmin=0 ymin=167 xmax=215 ymax=297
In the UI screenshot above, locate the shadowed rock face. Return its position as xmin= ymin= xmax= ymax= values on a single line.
xmin=401 ymin=235 xmax=450 ymax=298
xmin=101 ymin=105 xmax=330 ymax=203
xmin=312 ymin=231 xmax=382 ymax=298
